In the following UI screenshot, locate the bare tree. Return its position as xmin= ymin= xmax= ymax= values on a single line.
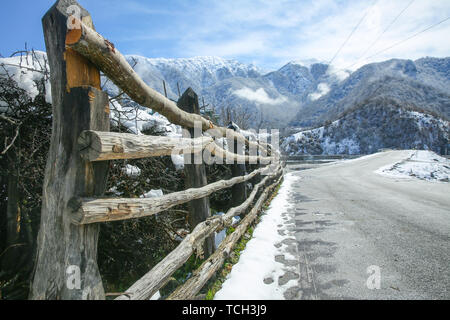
xmin=0 ymin=50 xmax=52 ymax=298
xmin=218 ymin=104 xmax=256 ymax=130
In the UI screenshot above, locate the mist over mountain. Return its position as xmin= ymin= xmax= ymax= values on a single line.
xmin=111 ymin=55 xmax=448 ymax=131
xmin=2 ymin=51 xmax=448 ymax=154
xmin=125 ymin=55 xmax=262 ymax=101
xmin=104 ymin=55 xmax=350 ymax=128
xmin=292 ymin=57 xmax=450 ymax=128
xmin=100 ymin=54 xmax=450 ymax=154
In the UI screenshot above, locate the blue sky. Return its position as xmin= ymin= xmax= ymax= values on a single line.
xmin=1 ymin=0 xmax=449 ymax=71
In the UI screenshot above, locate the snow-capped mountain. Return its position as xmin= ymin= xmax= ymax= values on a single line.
xmin=291 ymin=57 xmax=450 ymax=128
xmin=103 ymin=56 xmax=352 ymax=128
xmin=2 ymin=51 xmax=449 ymax=154
xmin=104 ymin=55 xmax=306 ymax=128
xmin=120 ymin=56 xmax=262 ymax=101
xmin=263 ymin=61 xmax=345 ymax=101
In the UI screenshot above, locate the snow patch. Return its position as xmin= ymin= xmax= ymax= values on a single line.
xmin=122 ymin=164 xmax=141 ymax=177
xmin=110 ymin=99 xmax=181 ymax=136
xmin=150 ymin=291 xmax=160 ymax=300
xmin=141 ymin=189 xmax=164 ymax=198
xmin=376 ymin=150 xmax=450 ymax=182
xmin=0 ymin=51 xmax=51 ymax=104
xmin=171 ymin=154 xmax=185 ymax=171
xmin=109 ymin=99 xmax=184 ymax=169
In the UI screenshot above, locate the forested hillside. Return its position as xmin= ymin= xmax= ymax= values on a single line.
xmin=283 ymin=98 xmax=449 ymax=155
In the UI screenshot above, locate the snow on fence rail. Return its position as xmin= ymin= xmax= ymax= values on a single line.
xmin=31 ymin=0 xmax=283 ymax=300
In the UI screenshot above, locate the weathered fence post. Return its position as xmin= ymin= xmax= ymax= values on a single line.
xmin=227 ymin=122 xmax=247 ymax=207
xmin=178 ymin=88 xmax=214 ymax=258
xmin=30 ymin=0 xmax=109 ymax=300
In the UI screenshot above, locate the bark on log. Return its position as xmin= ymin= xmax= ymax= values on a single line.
xmin=220 ymin=166 xmax=282 ymax=225
xmin=167 ymin=174 xmax=283 ymax=300
xmin=78 ymin=130 xmax=213 ymax=161
xmin=178 ymin=88 xmax=214 ymax=258
xmin=70 ymin=164 xmax=276 ymax=225
xmin=205 ymin=142 xmax=273 ymax=164
xmin=115 ymin=166 xmax=282 ymax=300
xmin=77 ymin=130 xmax=274 ymax=164
xmin=31 ymin=0 xmax=108 ymax=300
xmin=65 ymin=19 xmax=268 ymax=156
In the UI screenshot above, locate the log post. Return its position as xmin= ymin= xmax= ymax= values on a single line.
xmin=178 ymin=88 xmax=214 ymax=258
xmin=227 ymin=122 xmax=247 ymax=207
xmin=30 ymin=0 xmax=109 ymax=300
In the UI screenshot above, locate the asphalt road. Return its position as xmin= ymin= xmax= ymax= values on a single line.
xmin=286 ymin=151 xmax=450 ymax=299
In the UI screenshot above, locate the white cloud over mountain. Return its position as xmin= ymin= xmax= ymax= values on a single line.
xmin=308 ymin=83 xmax=331 ymax=101
xmin=233 ymin=87 xmax=287 ymax=105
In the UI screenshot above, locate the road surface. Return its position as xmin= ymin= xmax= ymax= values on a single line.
xmin=285 ymin=150 xmax=450 ymax=299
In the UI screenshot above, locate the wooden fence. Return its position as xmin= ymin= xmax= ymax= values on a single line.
xmin=30 ymin=0 xmax=283 ymax=300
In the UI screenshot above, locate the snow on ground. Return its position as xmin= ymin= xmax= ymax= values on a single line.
xmin=214 ymin=173 xmax=299 ymax=300
xmin=122 ymin=164 xmax=142 ymax=177
xmin=0 ymin=51 xmax=52 ymax=106
xmin=109 ymin=99 xmax=181 ymax=137
xmin=376 ymin=150 xmax=450 ymax=182
xmin=171 ymin=154 xmax=185 ymax=171
xmin=150 ymin=291 xmax=160 ymax=300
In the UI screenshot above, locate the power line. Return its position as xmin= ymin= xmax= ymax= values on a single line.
xmin=358 ymin=16 xmax=450 ymax=65
xmin=332 ymin=15 xmax=450 ymax=74
xmin=348 ymin=0 xmax=415 ymax=70
xmin=328 ymin=0 xmax=379 ymax=65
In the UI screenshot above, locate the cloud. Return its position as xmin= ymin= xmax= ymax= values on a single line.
xmin=83 ymin=0 xmax=450 ymax=71
xmin=233 ymin=87 xmax=287 ymax=105
xmin=287 ymin=0 xmax=450 ymax=70
xmin=185 ymin=33 xmax=267 ymax=57
xmin=327 ymin=64 xmax=351 ymax=81
xmin=308 ymin=83 xmax=331 ymax=101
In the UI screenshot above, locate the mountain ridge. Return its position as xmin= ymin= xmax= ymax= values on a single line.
xmin=291 ymin=57 xmax=450 ymax=128
xmin=282 ymin=97 xmax=449 ymax=156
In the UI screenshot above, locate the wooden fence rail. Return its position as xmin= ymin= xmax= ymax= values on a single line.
xmin=168 ymin=175 xmax=283 ymax=300
xmin=65 ymin=18 xmax=268 ymax=156
xmin=70 ymin=163 xmax=279 ymax=225
xmin=78 ymin=130 xmax=214 ymax=161
xmin=78 ymin=130 xmax=275 ymax=163
xmin=116 ymin=166 xmax=282 ymax=300
xmin=32 ymin=0 xmax=284 ymax=300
